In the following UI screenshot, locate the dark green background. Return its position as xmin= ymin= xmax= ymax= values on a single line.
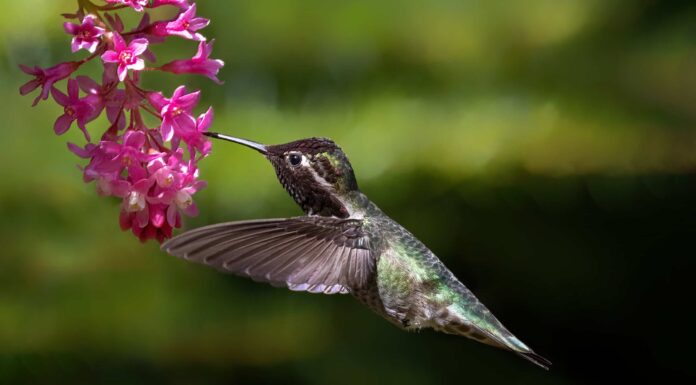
xmin=1 ymin=1 xmax=695 ymax=383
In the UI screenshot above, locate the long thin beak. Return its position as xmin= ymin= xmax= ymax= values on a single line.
xmin=204 ymin=132 xmax=267 ymax=154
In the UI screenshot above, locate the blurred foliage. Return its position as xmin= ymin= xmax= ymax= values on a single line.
xmin=1 ymin=0 xmax=695 ymax=384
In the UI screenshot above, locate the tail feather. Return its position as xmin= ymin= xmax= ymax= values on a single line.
xmin=434 ymin=318 xmax=551 ymax=370
xmin=517 ymin=351 xmax=552 ymax=370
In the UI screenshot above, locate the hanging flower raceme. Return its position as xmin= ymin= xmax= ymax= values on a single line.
xmin=19 ymin=0 xmax=224 ymax=243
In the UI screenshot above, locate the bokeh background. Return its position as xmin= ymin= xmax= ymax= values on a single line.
xmin=2 ymin=0 xmax=696 ymax=383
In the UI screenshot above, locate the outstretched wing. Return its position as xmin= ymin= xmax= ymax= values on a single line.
xmin=161 ymin=217 xmax=374 ymax=294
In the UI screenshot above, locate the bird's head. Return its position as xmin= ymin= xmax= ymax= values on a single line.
xmin=205 ymin=132 xmax=359 ymax=218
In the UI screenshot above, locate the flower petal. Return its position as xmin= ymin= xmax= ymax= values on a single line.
xmin=54 ymin=114 xmax=74 ymax=135
xmin=176 ymin=90 xmax=200 ymax=109
xmin=63 ymin=22 xmax=78 ymax=35
xmin=173 ymin=114 xmax=197 ymax=135
xmin=77 ymin=75 xmax=100 ymax=94
xmin=19 ymin=80 xmax=41 ymax=96
xmin=180 ymin=4 xmax=196 ymax=20
xmin=129 ymin=38 xmax=149 ymax=56
xmin=123 ymin=130 xmax=146 ymax=148
xmin=101 ymin=50 xmax=119 ymax=63
xmin=19 ymin=64 xmax=41 ymax=75
xmin=151 ymin=205 xmax=166 ymax=227
xmin=51 ymin=87 xmax=70 ymax=106
xmin=133 ymin=177 xmax=154 ymax=193
xmin=67 ymin=142 xmax=95 ymax=158
xmin=129 ymin=164 xmax=148 ymax=182
xmin=130 ymin=59 xmax=145 ymax=71
xmin=166 ymin=204 xmax=178 ymax=227
xmin=160 ymin=121 xmax=174 ymax=142
xmin=112 ymin=32 xmax=126 ymax=51
xmin=188 ymin=18 xmax=210 ymax=31
xmin=67 ymin=78 xmax=79 ymax=100
xmin=171 ymin=85 xmax=187 ymax=99
xmin=111 ymin=179 xmax=131 ymax=197
xmin=183 ymin=202 xmax=199 ymax=217
xmin=117 ymin=64 xmax=128 ymax=81
xmin=197 ymin=107 xmax=213 ymax=132
xmin=119 ymin=210 xmax=133 ymax=230
xmin=136 ymin=205 xmax=149 ymax=228
xmin=147 ymin=92 xmax=168 ymax=110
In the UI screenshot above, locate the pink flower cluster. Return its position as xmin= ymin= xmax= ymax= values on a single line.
xmin=20 ymin=0 xmax=224 ymax=243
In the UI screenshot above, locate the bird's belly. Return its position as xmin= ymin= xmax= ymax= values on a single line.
xmin=351 ymin=284 xmax=405 ymax=328
xmin=370 ymin=247 xmax=441 ymax=329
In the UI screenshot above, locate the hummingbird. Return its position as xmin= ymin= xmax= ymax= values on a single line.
xmin=162 ymin=132 xmax=551 ymax=370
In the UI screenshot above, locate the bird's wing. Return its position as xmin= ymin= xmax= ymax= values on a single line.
xmin=161 ymin=217 xmax=374 ymax=294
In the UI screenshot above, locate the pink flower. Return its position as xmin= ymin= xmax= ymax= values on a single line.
xmin=121 ymin=206 xmax=176 ymax=243
xmin=130 ymin=13 xmax=163 ymax=62
xmin=101 ymin=130 xmax=161 ymax=173
xmin=94 ymin=176 xmax=131 ymax=197
xmin=75 ymin=75 xmax=108 ymax=124
xmin=19 ymin=62 xmax=80 ymax=106
xmin=70 ymin=143 xmax=126 ymax=191
xmin=183 ymin=107 xmax=213 ymax=156
xmin=167 ymin=165 xmax=206 ymax=224
xmin=68 ymin=141 xmax=121 ymax=182
xmin=95 ymin=64 xmax=127 ymax=129
xmin=77 ymin=70 xmax=127 ymax=131
xmin=72 ymin=131 xmax=157 ymax=183
xmin=101 ymin=32 xmax=149 ymax=81
xmin=147 ymin=86 xmax=199 ymax=142
xmin=161 ymin=40 xmax=224 ymax=84
xmin=119 ymin=176 xmax=155 ymax=232
xmin=51 ymin=79 xmax=97 ymax=140
xmin=21 ymin=0 xmax=220 ymax=243
xmin=151 ymin=4 xmax=209 ymax=41
xmin=146 ymin=152 xmax=205 ymax=227
xmin=105 ymin=0 xmax=149 ymax=12
xmin=123 ymin=153 xmax=190 ymax=239
xmin=63 ymin=14 xmax=105 ymax=53
xmin=148 ymin=152 xmax=181 ymax=190
xmin=67 ymin=141 xmax=98 ymax=159
xmin=152 ymin=0 xmax=190 ymax=8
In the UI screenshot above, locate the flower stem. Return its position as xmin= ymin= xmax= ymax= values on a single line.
xmin=140 ymin=104 xmax=162 ymax=120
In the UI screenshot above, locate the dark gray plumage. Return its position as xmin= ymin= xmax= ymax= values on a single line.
xmin=163 ymin=217 xmax=374 ymax=294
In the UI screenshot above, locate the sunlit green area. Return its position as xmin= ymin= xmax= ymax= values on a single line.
xmin=1 ymin=1 xmax=695 ymax=383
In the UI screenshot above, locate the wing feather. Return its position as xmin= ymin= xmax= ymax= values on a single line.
xmin=268 ymin=238 xmax=335 ymax=284
xmin=162 ymin=217 xmax=375 ymax=294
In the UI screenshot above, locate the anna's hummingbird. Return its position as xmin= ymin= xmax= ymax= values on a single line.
xmin=162 ymin=133 xmax=551 ymax=369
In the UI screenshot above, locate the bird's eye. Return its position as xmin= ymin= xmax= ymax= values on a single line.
xmin=288 ymin=153 xmax=303 ymax=166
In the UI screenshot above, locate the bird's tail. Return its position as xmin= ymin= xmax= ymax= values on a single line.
xmin=433 ymin=308 xmax=551 ymax=370
xmin=516 ymin=349 xmax=553 ymax=370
